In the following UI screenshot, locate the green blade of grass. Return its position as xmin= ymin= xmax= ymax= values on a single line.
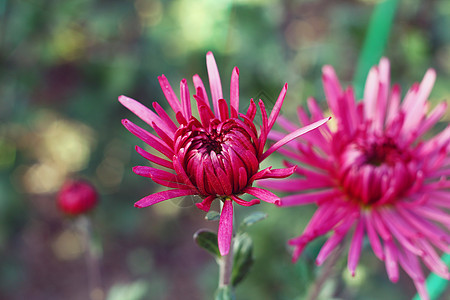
xmin=353 ymin=0 xmax=399 ymax=99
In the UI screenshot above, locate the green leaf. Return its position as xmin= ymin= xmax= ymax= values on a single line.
xmin=193 ymin=229 xmax=221 ymax=258
xmin=238 ymin=211 xmax=267 ymax=232
xmin=231 ymin=233 xmax=254 ymax=287
xmin=353 ymin=0 xmax=399 ymax=99
xmin=205 ymin=210 xmax=220 ymax=221
xmin=214 ymin=286 xmax=235 ymax=300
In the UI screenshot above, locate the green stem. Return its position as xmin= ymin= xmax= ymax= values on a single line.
xmin=218 ymin=238 xmax=234 ymax=288
xmin=307 ymin=245 xmax=344 ymax=300
xmin=353 ymin=0 xmax=399 ymax=99
xmin=77 ymin=216 xmax=104 ymax=300
xmin=215 ymin=200 xmax=235 ymax=300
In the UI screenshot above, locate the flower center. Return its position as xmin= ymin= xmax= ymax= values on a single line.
xmin=174 ymin=117 xmax=259 ymax=197
xmin=337 ymin=135 xmax=416 ymax=206
xmin=363 ymin=138 xmax=403 ymax=166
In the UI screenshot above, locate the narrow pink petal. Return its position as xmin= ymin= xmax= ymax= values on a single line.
xmin=122 ymin=119 xmax=174 ymax=159
xmin=152 ymin=102 xmax=178 ymax=135
xmin=132 ymin=166 xmax=175 ymax=180
xmin=135 ymin=145 xmax=174 ymax=169
xmin=276 ymin=115 xmax=298 ymax=132
xmin=172 ymin=154 xmax=197 ymax=189
xmin=151 ymin=121 xmax=174 ymax=149
xmin=238 ymin=167 xmax=248 ymax=192
xmin=267 ymin=83 xmax=288 ymax=131
xmin=175 ymin=111 xmax=187 ymax=126
xmin=322 ymin=65 xmax=342 ymax=114
xmin=337 ymin=88 xmax=358 ymax=136
xmin=363 ymin=212 xmax=385 ymax=261
xmin=204 ymin=160 xmax=225 ymax=195
xmin=245 ymin=99 xmax=257 ymax=121
xmin=180 ymin=79 xmax=192 ymax=119
xmin=402 ymin=70 xmax=436 ymax=134
xmin=415 ymin=205 xmax=450 ymax=226
xmin=243 ymin=187 xmax=280 ymax=205
xmin=206 ymin=51 xmax=223 ymax=117
xmin=415 ymin=69 xmax=436 ymax=109
xmin=218 ymin=199 xmax=233 ymax=256
xmin=193 ymin=74 xmax=210 ymax=108
xmin=373 ymin=58 xmax=390 ymax=133
xmin=196 ymin=195 xmax=216 ymax=212
xmin=218 ymin=98 xmax=229 ymax=121
xmin=196 ymin=101 xmax=214 ymax=128
xmin=415 ymin=101 xmax=448 ymax=139
xmin=261 ymin=117 xmax=331 ymax=161
xmin=398 ymin=247 xmax=425 ymax=283
xmin=384 ymin=240 xmax=399 ymax=282
xmin=158 ymin=75 xmax=182 ymax=114
xmin=279 ymin=189 xmax=339 ymax=207
xmin=316 ymin=233 xmax=345 ymax=266
xmin=258 ymin=99 xmax=269 ymax=157
xmin=134 ymin=189 xmax=197 ymax=208
xmin=230 ymin=67 xmax=239 ymax=118
xmin=231 ymin=195 xmax=260 ymax=207
xmin=118 ymin=95 xmax=165 ymax=132
xmin=251 ymin=166 xmax=296 ymax=182
xmin=416 ymin=239 xmax=450 ymax=279
xmin=414 ymin=281 xmax=430 ymax=300
xmin=348 ymin=220 xmax=365 ymax=276
xmin=385 ymin=83 xmax=401 ymax=127
xmin=213 ymin=162 xmax=232 ymax=196
xmin=363 ymin=66 xmax=379 ymax=122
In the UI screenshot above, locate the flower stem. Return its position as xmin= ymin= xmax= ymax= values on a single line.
xmin=77 ymin=216 xmax=104 ymax=300
xmin=307 ymin=245 xmax=344 ymax=300
xmin=215 ymin=200 xmax=235 ymax=299
xmin=218 ymin=238 xmax=234 ymax=287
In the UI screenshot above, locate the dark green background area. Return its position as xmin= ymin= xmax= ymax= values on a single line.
xmin=0 ymin=0 xmax=449 ymax=299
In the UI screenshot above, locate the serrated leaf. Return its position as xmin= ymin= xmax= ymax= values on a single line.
xmin=231 ymin=233 xmax=253 ymax=287
xmin=205 ymin=210 xmax=220 ymax=221
xmin=214 ymin=286 xmax=235 ymax=300
xmin=239 ymin=211 xmax=267 ymax=232
xmin=193 ymin=229 xmax=221 ymax=258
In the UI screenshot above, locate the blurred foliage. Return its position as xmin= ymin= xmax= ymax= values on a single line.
xmin=0 ymin=0 xmax=449 ymax=299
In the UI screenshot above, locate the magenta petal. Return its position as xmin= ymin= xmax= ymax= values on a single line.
xmin=180 ymin=79 xmax=192 ymax=119
xmin=218 ymin=199 xmax=233 ymax=256
xmin=135 ymin=145 xmax=174 ymax=169
xmin=261 ymin=116 xmax=331 ymax=161
xmin=122 ymin=119 xmax=174 ymax=159
xmin=206 ymin=51 xmax=223 ymax=117
xmin=231 ymin=195 xmax=260 ymax=207
xmin=193 ymin=74 xmax=210 ymax=108
xmin=218 ymin=98 xmax=229 ymax=121
xmin=196 ymin=195 xmax=216 ymax=212
xmin=134 ymin=189 xmax=197 ymax=208
xmin=119 ymin=95 xmax=165 ymax=132
xmin=230 ymin=67 xmax=239 ymax=118
xmin=243 ymin=187 xmax=280 ymax=205
xmin=348 ymin=220 xmax=364 ymax=276
xmin=158 ymin=74 xmax=182 ymax=114
xmin=267 ymin=83 xmax=288 ymax=131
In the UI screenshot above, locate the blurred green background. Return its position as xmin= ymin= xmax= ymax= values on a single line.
xmin=1 ymin=0 xmax=449 ymax=299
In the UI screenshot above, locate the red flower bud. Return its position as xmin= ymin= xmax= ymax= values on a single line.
xmin=57 ymin=179 xmax=98 ymax=215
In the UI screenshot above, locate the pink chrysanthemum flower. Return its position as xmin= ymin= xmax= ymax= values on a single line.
xmin=119 ymin=52 xmax=329 ymax=256
xmin=262 ymin=58 xmax=450 ymax=299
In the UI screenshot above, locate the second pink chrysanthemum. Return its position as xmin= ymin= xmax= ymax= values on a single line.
xmin=262 ymin=58 xmax=450 ymax=300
